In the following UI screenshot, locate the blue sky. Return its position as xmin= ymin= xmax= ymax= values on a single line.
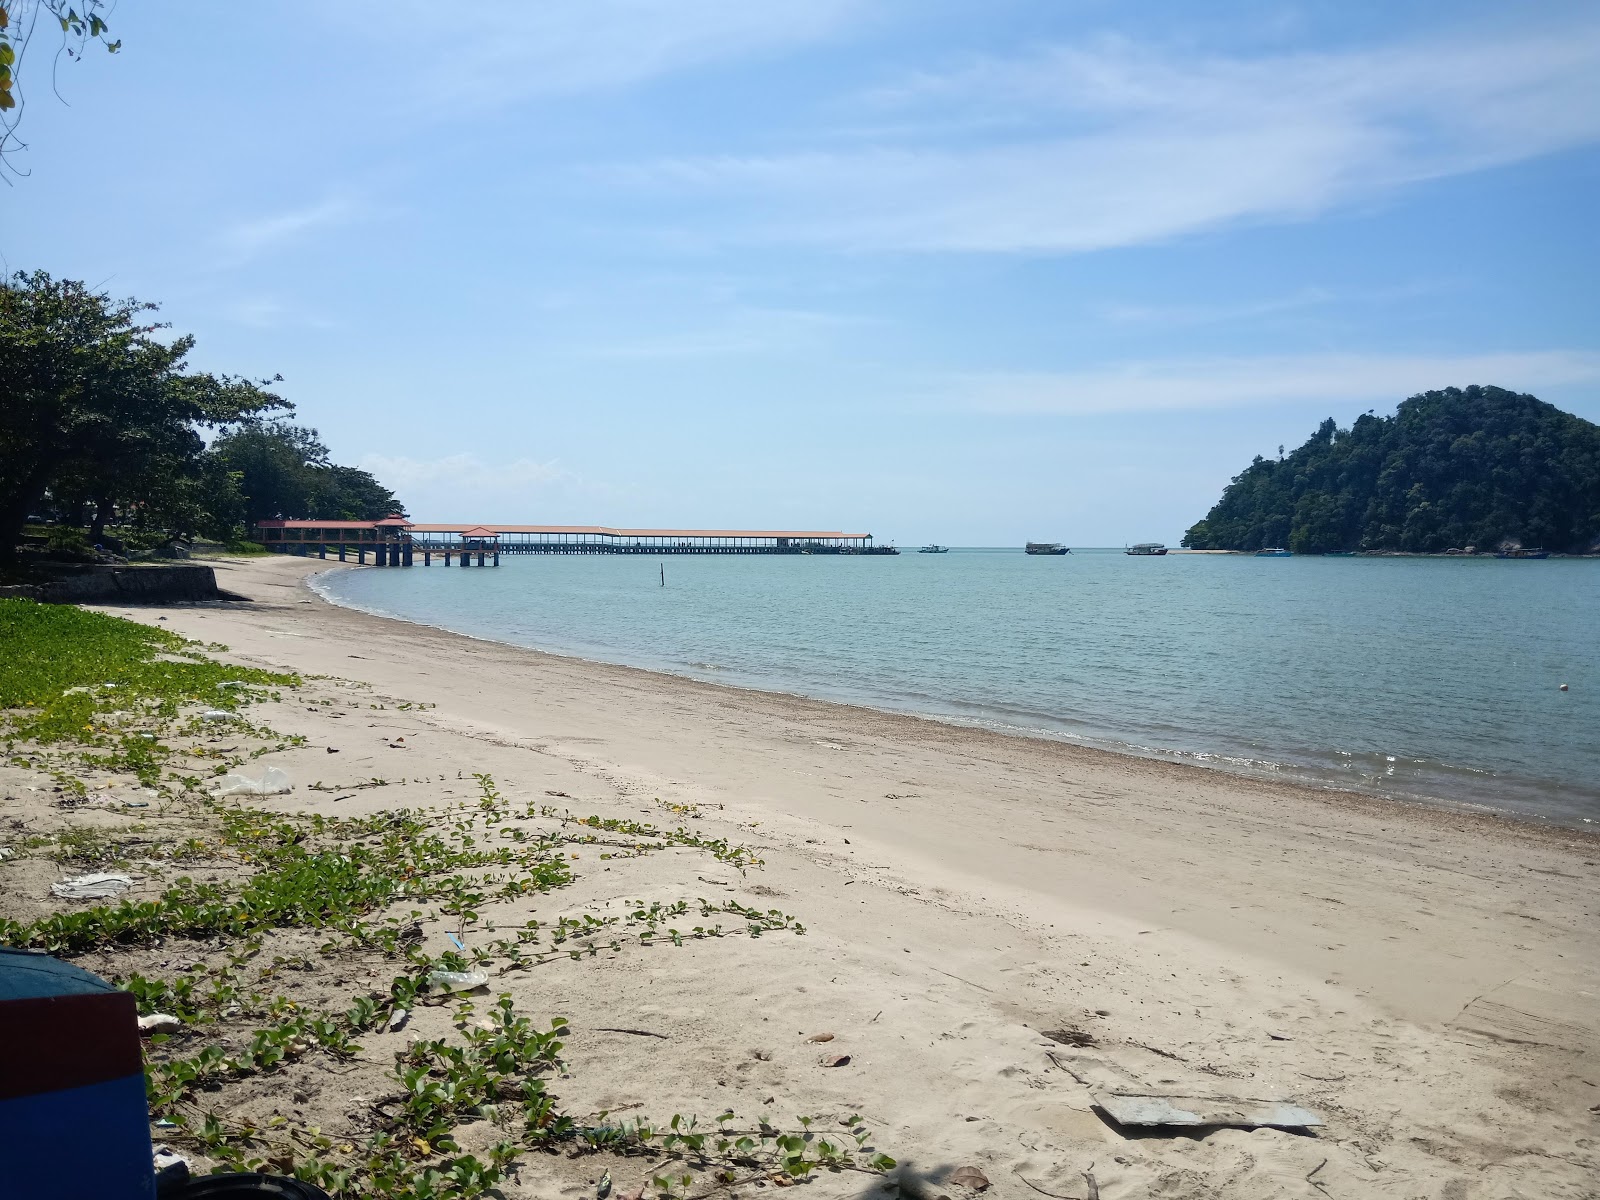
xmin=5 ymin=0 xmax=1599 ymax=545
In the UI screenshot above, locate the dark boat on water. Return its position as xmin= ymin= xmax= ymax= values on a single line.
xmin=1126 ymin=543 xmax=1168 ymax=556
xmin=1255 ymin=548 xmax=1293 ymax=557
xmin=1025 ymin=542 xmax=1070 ymax=555
xmin=919 ymin=544 xmax=949 ymax=554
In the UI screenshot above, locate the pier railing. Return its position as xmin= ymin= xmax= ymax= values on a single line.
xmin=251 ymin=521 xmax=896 ymax=564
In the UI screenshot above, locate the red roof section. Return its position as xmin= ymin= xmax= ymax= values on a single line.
xmin=257 ymin=520 xmax=871 ymax=539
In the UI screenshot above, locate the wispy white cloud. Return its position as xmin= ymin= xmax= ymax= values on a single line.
xmin=950 ymin=350 xmax=1600 ymax=415
xmin=329 ymin=0 xmax=864 ymax=108
xmin=218 ymin=195 xmax=366 ymax=263
xmin=357 ymin=452 xmax=620 ymax=522
xmin=599 ymin=20 xmax=1600 ymax=253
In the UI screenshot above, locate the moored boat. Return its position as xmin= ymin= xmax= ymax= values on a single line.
xmin=919 ymin=544 xmax=949 ymax=554
xmin=1255 ymin=548 xmax=1293 ymax=557
xmin=1126 ymin=543 xmax=1167 ymax=556
xmin=1494 ymin=547 xmax=1549 ymax=559
xmin=1025 ymin=542 xmax=1070 ymax=555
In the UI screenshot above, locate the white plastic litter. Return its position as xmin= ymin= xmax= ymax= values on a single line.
xmin=51 ymin=872 xmax=134 ymax=900
xmin=211 ymin=765 xmax=293 ymax=797
xmin=388 ymin=1008 xmax=411 ymax=1032
xmin=139 ymin=1013 xmax=183 ymax=1035
xmin=425 ymin=968 xmax=489 ymax=994
xmin=152 ymin=1146 xmax=191 ymax=1190
xmin=199 ymin=709 xmax=231 ymax=721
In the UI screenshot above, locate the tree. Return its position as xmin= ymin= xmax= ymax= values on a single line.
xmin=0 ymin=2 xmax=120 ymax=175
xmin=0 ymin=271 xmax=287 ymax=562
xmin=208 ymin=421 xmax=405 ymax=529
xmin=1182 ymin=386 xmax=1600 ymax=553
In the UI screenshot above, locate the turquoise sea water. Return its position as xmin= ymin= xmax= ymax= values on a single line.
xmin=315 ymin=549 xmax=1599 ymax=828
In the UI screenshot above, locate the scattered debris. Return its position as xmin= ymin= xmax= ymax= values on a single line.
xmin=51 ymin=872 xmax=133 ymax=900
xmin=387 ymin=1008 xmax=410 ymax=1033
xmin=597 ymin=1168 xmax=613 ymax=1198
xmin=596 ymin=1027 xmax=669 ymax=1039
xmin=807 ymin=1031 xmax=835 ymax=1042
xmin=1011 ymin=1168 xmax=1077 ymax=1199
xmin=951 ymin=1165 xmax=990 ymax=1192
xmin=138 ymin=1013 xmax=183 ymax=1036
xmin=212 ymin=765 xmax=293 ymax=797
xmin=424 ymin=968 xmax=489 ymax=994
xmin=1042 ymin=1027 xmax=1096 ymax=1047
xmin=1092 ymin=1090 xmax=1324 ymax=1131
xmin=152 ymin=1146 xmax=191 ymax=1192
xmin=199 ymin=709 xmax=231 ymax=722
xmin=819 ymin=1053 xmax=852 ymax=1067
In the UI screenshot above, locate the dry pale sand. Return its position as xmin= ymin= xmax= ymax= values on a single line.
xmin=101 ymin=555 xmax=1600 ymax=1198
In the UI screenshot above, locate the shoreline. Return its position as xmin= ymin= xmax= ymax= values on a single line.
xmin=81 ymin=552 xmax=1598 ymax=1197
xmin=307 ymin=560 xmax=1595 ymax=837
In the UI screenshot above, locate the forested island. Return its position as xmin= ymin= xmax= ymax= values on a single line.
xmin=1182 ymin=385 xmax=1600 ymax=554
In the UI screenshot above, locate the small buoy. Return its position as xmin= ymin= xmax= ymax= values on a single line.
xmin=1559 ymin=683 xmax=1569 ymax=691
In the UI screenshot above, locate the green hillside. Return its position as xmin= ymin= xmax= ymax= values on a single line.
xmin=1182 ymin=385 xmax=1600 ymax=554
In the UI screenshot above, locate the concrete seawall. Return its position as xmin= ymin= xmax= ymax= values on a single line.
xmin=0 ymin=564 xmax=242 ymax=605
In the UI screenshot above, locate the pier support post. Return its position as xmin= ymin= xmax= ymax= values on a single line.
xmin=375 ymin=544 xmax=387 ymax=566
xmin=460 ymin=549 xmax=469 ymax=566
xmin=493 ymin=550 xmax=499 ymax=566
xmin=424 ymin=550 xmax=431 ymax=566
xmin=357 ymin=547 xmax=365 ymax=564
xmin=318 ymin=544 xmax=326 ymax=559
xmin=477 ymin=551 xmax=485 ymax=567
xmin=403 ymin=546 xmax=413 ymax=566
xmin=444 ymin=551 xmax=451 ymax=566
xmin=339 ymin=544 xmax=346 ymax=562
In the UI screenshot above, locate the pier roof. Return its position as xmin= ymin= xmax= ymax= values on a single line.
xmin=405 ymin=525 xmax=871 ymax=539
xmin=255 ymin=520 xmax=871 ymax=539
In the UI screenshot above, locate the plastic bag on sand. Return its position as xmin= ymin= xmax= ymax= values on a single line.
xmin=212 ymin=765 xmax=293 ymax=797
xmin=52 ymin=872 xmax=134 ymax=900
xmin=426 ymin=968 xmax=489 ymax=994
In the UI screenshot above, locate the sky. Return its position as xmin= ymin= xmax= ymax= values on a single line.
xmin=4 ymin=0 xmax=1599 ymax=545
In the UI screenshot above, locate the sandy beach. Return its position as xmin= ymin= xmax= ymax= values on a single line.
xmin=83 ymin=554 xmax=1600 ymax=1197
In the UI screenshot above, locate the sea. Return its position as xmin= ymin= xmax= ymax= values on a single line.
xmin=313 ymin=549 xmax=1600 ymax=829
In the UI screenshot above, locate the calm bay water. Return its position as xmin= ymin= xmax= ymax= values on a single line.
xmin=315 ymin=549 xmax=1600 ymax=828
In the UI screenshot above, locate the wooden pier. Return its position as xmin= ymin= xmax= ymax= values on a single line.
xmin=253 ymin=520 xmax=895 ymax=565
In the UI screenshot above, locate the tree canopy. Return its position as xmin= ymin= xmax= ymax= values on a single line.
xmin=1182 ymin=386 xmax=1600 ymax=554
xmin=1 ymin=270 xmax=403 ymax=562
xmin=209 ymin=422 xmax=405 ymax=529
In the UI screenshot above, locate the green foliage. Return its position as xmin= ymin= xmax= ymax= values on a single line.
xmin=0 ymin=599 xmax=296 ymax=767
xmin=0 ymin=271 xmax=288 ymax=559
xmin=1183 ymin=386 xmax=1600 ymax=553
xmin=207 ymin=420 xmax=406 ymax=528
xmin=0 ymin=2 xmax=120 ymax=139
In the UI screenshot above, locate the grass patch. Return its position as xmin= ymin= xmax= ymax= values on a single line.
xmin=0 ymin=598 xmax=297 ymax=781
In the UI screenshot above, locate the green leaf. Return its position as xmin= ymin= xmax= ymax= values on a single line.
xmin=0 ymin=43 xmax=13 ymax=65
xmin=0 ymin=89 xmax=13 ymax=110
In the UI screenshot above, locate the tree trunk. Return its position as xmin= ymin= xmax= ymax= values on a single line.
xmin=0 ymin=467 xmax=53 ymax=567
xmin=89 ymin=494 xmax=114 ymax=545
